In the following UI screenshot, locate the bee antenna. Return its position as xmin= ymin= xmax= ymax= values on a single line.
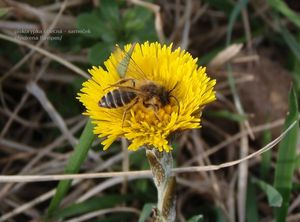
xmin=170 ymin=95 xmax=180 ymax=116
xmin=168 ymin=82 xmax=180 ymax=117
xmin=169 ymin=82 xmax=178 ymax=93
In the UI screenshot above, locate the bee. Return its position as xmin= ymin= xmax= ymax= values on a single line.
xmin=98 ymin=44 xmax=180 ymax=126
xmin=99 ymin=78 xmax=179 ymax=126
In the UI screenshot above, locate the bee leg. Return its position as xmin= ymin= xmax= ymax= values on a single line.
xmin=112 ymin=78 xmax=136 ymax=87
xmin=103 ymin=78 xmax=136 ymax=91
xmin=122 ymin=98 xmax=139 ymax=127
xmin=153 ymin=110 xmax=162 ymax=122
xmin=143 ymin=102 xmax=161 ymax=121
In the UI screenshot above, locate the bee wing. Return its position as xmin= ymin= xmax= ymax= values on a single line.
xmin=112 ymin=43 xmax=147 ymax=80
xmin=115 ymin=43 xmax=136 ymax=78
xmin=111 ymin=84 xmax=148 ymax=97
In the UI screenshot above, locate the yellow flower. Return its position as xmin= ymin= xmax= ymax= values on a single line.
xmin=78 ymin=42 xmax=216 ymax=152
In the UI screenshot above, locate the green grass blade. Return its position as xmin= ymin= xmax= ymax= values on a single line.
xmin=46 ymin=119 xmax=95 ymax=218
xmin=280 ymin=27 xmax=300 ymax=61
xmin=226 ymin=0 xmax=249 ymax=115
xmin=226 ymin=0 xmax=249 ymax=46
xmin=53 ymin=195 xmax=127 ymax=220
xmin=273 ymin=88 xmax=299 ymax=222
xmin=246 ymin=180 xmax=259 ymax=221
xmin=214 ymin=208 xmax=227 ymax=222
xmin=252 ymin=177 xmax=282 ymax=207
xmin=291 ymin=32 xmax=300 ymax=93
xmin=267 ymin=0 xmax=300 ymax=29
xmin=0 ymin=7 xmax=11 ymax=18
xmin=187 ymin=215 xmax=204 ymax=222
xmin=206 ymin=110 xmax=247 ymax=122
xmin=138 ymin=203 xmax=156 ymax=222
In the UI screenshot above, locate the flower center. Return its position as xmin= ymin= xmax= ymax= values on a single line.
xmin=130 ymin=103 xmax=173 ymax=125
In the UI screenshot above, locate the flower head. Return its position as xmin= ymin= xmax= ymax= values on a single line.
xmin=78 ymin=42 xmax=216 ymax=152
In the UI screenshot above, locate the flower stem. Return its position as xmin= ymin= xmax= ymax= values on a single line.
xmin=146 ymin=148 xmax=176 ymax=222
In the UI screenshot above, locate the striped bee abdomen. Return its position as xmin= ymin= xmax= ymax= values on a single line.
xmin=99 ymin=89 xmax=137 ymax=108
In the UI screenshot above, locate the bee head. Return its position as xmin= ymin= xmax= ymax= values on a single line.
xmin=160 ymin=89 xmax=171 ymax=106
xmin=160 ymin=82 xmax=178 ymax=106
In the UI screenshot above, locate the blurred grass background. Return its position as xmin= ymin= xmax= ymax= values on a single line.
xmin=0 ymin=0 xmax=300 ymax=221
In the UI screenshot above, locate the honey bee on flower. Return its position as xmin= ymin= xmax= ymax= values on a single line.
xmin=78 ymin=42 xmax=216 ymax=152
xmin=98 ymin=76 xmax=180 ymax=126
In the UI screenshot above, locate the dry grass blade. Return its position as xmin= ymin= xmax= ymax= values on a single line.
xmin=287 ymin=213 xmax=300 ymax=222
xmin=0 ymin=93 xmax=29 ymax=138
xmin=0 ymin=1 xmax=298 ymax=220
xmin=64 ymin=207 xmax=140 ymax=222
xmin=180 ymin=0 xmax=192 ymax=49
xmin=40 ymin=0 xmax=85 ymax=11
xmin=0 ymin=139 xmax=35 ymax=152
xmin=208 ymin=43 xmax=243 ymax=69
xmin=129 ymin=0 xmax=165 ymax=43
xmin=121 ymin=138 xmax=129 ymax=194
xmin=26 ymin=81 xmax=77 ymax=146
xmin=0 ymin=189 xmax=56 ymax=222
xmin=237 ymin=124 xmax=249 ymax=222
xmin=175 ymin=121 xmax=296 ymax=173
xmin=0 ymin=151 xmax=128 ymax=221
xmin=1 ymin=58 xmax=50 ymax=138
xmin=233 ymin=54 xmax=259 ymax=63
xmin=0 ymin=120 xmax=295 ymax=183
xmin=186 ymin=117 xmax=285 ymax=166
xmin=0 ymin=33 xmax=88 ymax=79
xmin=0 ymin=0 xmax=68 ymax=83
xmin=77 ymin=175 xmax=152 ymax=203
